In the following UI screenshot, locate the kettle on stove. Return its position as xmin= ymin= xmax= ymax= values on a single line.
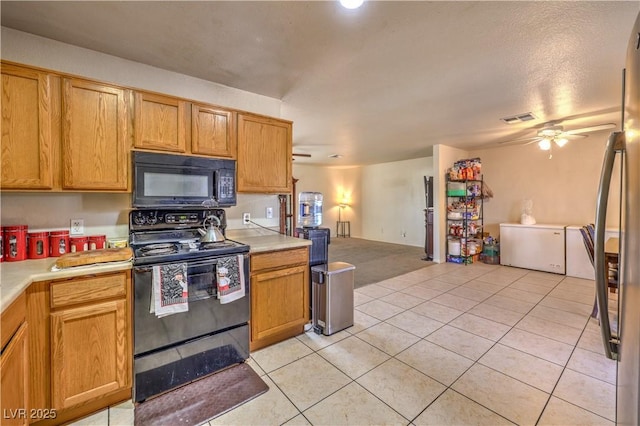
xmin=198 ymin=215 xmax=225 ymax=243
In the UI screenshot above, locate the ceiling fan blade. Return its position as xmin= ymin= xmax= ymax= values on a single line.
xmin=563 ymin=133 xmax=587 ymax=139
xmin=497 ymin=136 xmax=541 ymax=146
xmin=564 ymin=123 xmax=616 ymax=135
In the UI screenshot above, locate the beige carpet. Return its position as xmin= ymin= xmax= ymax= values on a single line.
xmin=328 ymin=237 xmax=434 ymax=288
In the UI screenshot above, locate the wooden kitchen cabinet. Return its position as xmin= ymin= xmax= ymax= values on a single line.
xmin=191 ymin=104 xmax=236 ymax=158
xmin=237 ymin=113 xmax=292 ymax=193
xmin=24 ymin=270 xmax=132 ymax=425
xmin=134 ymin=91 xmax=188 ymax=153
xmin=250 ymin=247 xmax=309 ymax=351
xmin=49 ymin=272 xmax=131 ymax=410
xmin=1 ymin=63 xmax=56 ymax=190
xmin=62 ymin=78 xmax=130 ymax=191
xmin=1 ymin=293 xmax=29 ymax=426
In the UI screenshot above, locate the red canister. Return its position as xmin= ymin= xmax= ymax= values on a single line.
xmin=3 ymin=225 xmax=28 ymax=262
xmin=69 ymin=236 xmax=88 ymax=253
xmin=0 ymin=232 xmax=3 ymax=262
xmin=49 ymin=230 xmax=70 ymax=257
xmin=88 ymin=235 xmax=106 ymax=250
xmin=27 ymin=231 xmax=50 ymax=259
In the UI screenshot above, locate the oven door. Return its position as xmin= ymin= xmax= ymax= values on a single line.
xmin=133 ymin=255 xmax=250 ymax=356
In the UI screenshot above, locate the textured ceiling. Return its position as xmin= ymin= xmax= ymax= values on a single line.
xmin=2 ymin=1 xmax=638 ymax=165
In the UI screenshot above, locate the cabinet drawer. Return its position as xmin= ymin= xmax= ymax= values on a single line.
xmin=51 ymin=272 xmax=128 ymax=309
xmin=1 ymin=292 xmax=26 ymax=350
xmin=251 ymin=247 xmax=309 ymax=272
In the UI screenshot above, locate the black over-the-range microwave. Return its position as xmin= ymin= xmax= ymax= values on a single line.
xmin=132 ymin=151 xmax=237 ymax=208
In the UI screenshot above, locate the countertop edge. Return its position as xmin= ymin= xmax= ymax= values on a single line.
xmin=1 ymin=259 xmax=133 ymax=314
xmin=230 ymin=234 xmax=313 ymax=254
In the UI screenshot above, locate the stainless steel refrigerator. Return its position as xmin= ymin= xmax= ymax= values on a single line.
xmin=594 ymin=10 xmax=640 ymax=425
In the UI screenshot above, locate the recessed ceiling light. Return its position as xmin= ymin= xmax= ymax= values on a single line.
xmin=339 ymin=0 xmax=364 ymax=9
xmin=328 ymin=154 xmax=343 ymax=159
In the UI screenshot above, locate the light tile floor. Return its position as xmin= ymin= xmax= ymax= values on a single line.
xmin=74 ymin=263 xmax=619 ymax=426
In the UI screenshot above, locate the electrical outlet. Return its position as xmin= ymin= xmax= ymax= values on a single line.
xmin=242 ymin=213 xmax=251 ymax=224
xmin=70 ymin=219 xmax=84 ymax=235
xmin=266 ymin=207 xmax=273 ymax=219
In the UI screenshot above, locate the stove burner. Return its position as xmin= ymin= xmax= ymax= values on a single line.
xmin=138 ymin=243 xmax=178 ymax=257
xmin=201 ymin=241 xmax=236 ymax=250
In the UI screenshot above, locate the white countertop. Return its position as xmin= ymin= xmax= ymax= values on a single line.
xmin=1 ymin=258 xmax=133 ymax=313
xmin=1 ymin=229 xmax=310 ymax=314
xmin=227 ymin=228 xmax=312 ymax=253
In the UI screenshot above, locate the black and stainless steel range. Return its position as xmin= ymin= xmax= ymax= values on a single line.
xmin=130 ymin=208 xmax=250 ymax=402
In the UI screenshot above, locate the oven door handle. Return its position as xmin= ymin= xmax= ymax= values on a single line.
xmin=134 ymin=258 xmax=228 ymax=273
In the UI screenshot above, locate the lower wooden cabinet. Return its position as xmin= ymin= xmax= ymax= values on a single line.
xmin=1 ymin=293 xmax=29 ymax=426
xmin=50 ymin=299 xmax=128 ymax=409
xmin=250 ymin=247 xmax=309 ymax=351
xmin=25 ymin=270 xmax=132 ymax=425
xmin=48 ymin=271 xmax=131 ymax=413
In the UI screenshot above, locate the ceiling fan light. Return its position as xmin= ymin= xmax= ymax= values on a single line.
xmin=538 ymin=139 xmax=551 ymax=150
xmin=555 ymin=138 xmax=568 ymax=147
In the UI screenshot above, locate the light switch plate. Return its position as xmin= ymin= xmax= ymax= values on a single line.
xmin=266 ymin=207 xmax=273 ymax=219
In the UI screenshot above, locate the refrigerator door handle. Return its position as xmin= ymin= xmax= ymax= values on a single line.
xmin=594 ymin=131 xmax=625 ymax=360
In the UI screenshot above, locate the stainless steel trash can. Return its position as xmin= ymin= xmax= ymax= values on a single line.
xmin=311 ymin=262 xmax=355 ymax=336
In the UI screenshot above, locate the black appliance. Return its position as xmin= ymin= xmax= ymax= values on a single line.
xmin=296 ymin=227 xmax=330 ymax=316
xmin=132 ymin=151 xmax=237 ymax=208
xmin=130 ymin=208 xmax=250 ymax=402
xmin=296 ymin=227 xmax=330 ymax=266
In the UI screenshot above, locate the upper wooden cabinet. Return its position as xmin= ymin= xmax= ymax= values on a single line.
xmin=133 ymin=91 xmax=236 ymax=159
xmin=1 ymin=62 xmax=294 ymax=194
xmin=191 ymin=104 xmax=236 ymax=158
xmin=1 ymin=64 xmax=55 ymax=190
xmin=62 ymin=78 xmax=130 ymax=191
xmin=237 ymin=113 xmax=292 ymax=193
xmin=134 ymin=91 xmax=187 ymax=153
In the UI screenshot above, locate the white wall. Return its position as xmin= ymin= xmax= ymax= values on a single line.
xmin=292 ymin=164 xmax=362 ymax=236
xmin=433 ymin=145 xmax=469 ymax=262
xmin=293 ymin=157 xmax=432 ymax=246
xmin=360 ymin=157 xmax=434 ymax=246
xmin=1 ymin=193 xmax=130 ymax=239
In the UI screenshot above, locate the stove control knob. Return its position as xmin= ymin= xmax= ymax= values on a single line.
xmin=133 ymin=212 xmax=146 ymax=226
xmin=146 ymin=214 xmax=158 ymax=225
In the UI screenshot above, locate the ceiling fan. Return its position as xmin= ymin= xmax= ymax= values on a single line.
xmin=500 ymin=122 xmax=617 ymax=151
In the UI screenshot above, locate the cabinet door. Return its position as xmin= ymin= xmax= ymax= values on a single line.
xmin=50 ymin=299 xmax=129 ymax=409
xmin=237 ymin=114 xmax=292 ymax=193
xmin=251 ymin=265 xmax=308 ymax=344
xmin=62 ymin=78 xmax=129 ymax=190
xmin=1 ymin=64 xmax=54 ymax=189
xmin=191 ymin=104 xmax=236 ymax=158
xmin=134 ymin=91 xmax=187 ymax=153
xmin=0 ymin=323 xmax=29 ymax=426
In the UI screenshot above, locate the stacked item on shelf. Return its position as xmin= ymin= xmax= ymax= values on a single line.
xmin=446 ymin=158 xmax=484 ymax=264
